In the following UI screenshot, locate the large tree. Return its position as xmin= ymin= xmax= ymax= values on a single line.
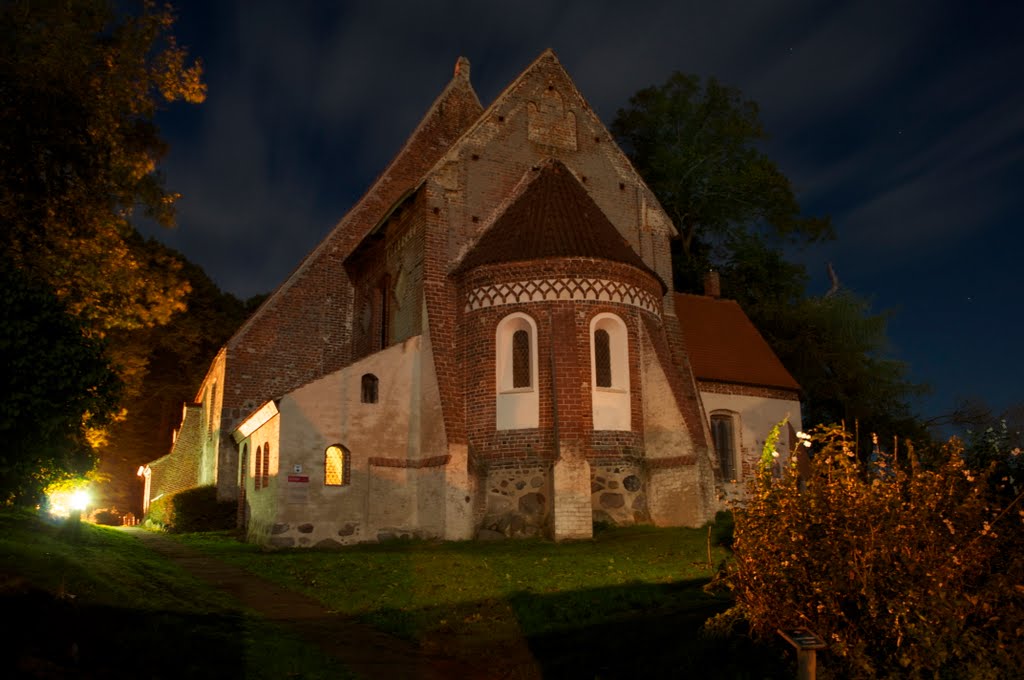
xmin=0 ymin=0 xmax=204 ymax=334
xmin=614 ymin=73 xmax=923 ymax=439
xmin=1 ymin=263 xmax=121 ymax=503
xmin=0 ymin=0 xmax=204 ymax=494
xmin=612 ymin=73 xmax=832 ymax=291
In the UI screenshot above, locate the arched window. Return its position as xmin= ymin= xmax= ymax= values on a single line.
xmin=495 ymin=312 xmax=539 ymax=430
xmin=590 ymin=313 xmax=630 ymax=430
xmin=262 ymin=442 xmax=271 ymax=488
xmin=594 ymin=329 xmax=611 ymax=387
xmin=255 ymin=445 xmax=263 ymax=490
xmin=512 ymin=330 xmax=530 ymax=388
xmin=361 ymin=373 xmax=379 ymax=403
xmin=325 ymin=444 xmax=350 ymax=486
xmin=711 ymin=413 xmax=739 ymax=481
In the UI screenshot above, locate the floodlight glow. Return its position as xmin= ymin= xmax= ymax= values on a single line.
xmin=70 ymin=489 xmax=90 ymax=512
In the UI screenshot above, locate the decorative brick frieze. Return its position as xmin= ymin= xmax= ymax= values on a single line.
xmin=646 ymin=455 xmax=698 ymax=469
xmin=465 ymin=276 xmax=660 ymax=314
xmin=697 ymin=380 xmax=800 ymax=401
xmin=368 ymin=455 xmax=451 ymax=469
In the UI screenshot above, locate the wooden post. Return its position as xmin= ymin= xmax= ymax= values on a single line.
xmin=778 ymin=628 xmax=826 ymax=680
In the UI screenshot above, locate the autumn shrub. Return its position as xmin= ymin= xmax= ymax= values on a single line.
xmin=712 ymin=423 xmax=1024 ymax=678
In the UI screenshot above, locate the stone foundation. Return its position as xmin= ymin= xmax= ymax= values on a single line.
xmin=589 ymin=461 xmax=649 ymax=526
xmin=477 ymin=462 xmax=551 ymax=539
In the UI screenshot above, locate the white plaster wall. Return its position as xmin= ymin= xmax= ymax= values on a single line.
xmin=244 ymin=413 xmax=280 ymax=545
xmin=269 ymin=336 xmax=429 ymax=546
xmin=639 ymin=329 xmax=694 ymax=459
xmin=700 ymin=390 xmax=802 ymax=499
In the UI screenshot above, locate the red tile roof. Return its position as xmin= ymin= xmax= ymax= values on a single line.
xmin=674 ymin=293 xmax=800 ymax=391
xmin=455 ymin=160 xmax=661 ymax=285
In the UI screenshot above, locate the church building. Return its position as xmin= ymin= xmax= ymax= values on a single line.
xmin=142 ymin=50 xmax=800 ymax=546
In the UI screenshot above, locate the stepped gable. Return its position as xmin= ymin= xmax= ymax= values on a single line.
xmin=454 ymin=160 xmax=663 ymax=288
xmin=674 ymin=293 xmax=800 ymax=391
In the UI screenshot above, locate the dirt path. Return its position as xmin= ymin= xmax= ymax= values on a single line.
xmin=122 ymin=528 xmax=517 ymax=679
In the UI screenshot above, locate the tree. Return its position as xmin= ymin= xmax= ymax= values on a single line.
xmin=0 ymin=263 xmax=121 ymax=503
xmin=98 ymin=243 xmax=259 ymax=513
xmin=614 ymin=73 xmax=924 ymax=438
xmin=0 ymin=0 xmax=204 ymax=492
xmin=612 ymin=73 xmax=832 ymax=291
xmin=0 ymin=0 xmax=205 ymax=334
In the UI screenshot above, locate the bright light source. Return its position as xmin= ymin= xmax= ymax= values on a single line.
xmin=70 ymin=489 xmax=90 ymax=512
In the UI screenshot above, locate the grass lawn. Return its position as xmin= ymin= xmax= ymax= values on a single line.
xmin=0 ymin=509 xmax=352 ymax=679
xmin=179 ymin=522 xmax=791 ymax=678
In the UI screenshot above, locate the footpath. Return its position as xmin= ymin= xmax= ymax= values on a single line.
xmin=122 ymin=528 xmax=503 ymax=679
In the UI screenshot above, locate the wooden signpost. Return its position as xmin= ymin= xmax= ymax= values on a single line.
xmin=778 ymin=628 xmax=826 ymax=680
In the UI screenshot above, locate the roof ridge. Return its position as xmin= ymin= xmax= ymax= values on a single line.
xmin=226 ymin=58 xmax=484 ymax=349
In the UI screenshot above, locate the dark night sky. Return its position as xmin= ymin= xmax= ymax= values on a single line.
xmin=142 ymin=0 xmax=1023 ymax=423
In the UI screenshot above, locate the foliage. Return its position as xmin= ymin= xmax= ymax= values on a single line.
xmin=0 ymin=0 xmax=205 ymax=335
xmin=614 ymin=73 xmax=924 ymax=438
xmin=752 ymin=291 xmax=925 ymax=439
xmin=99 ymin=244 xmax=255 ymax=512
xmin=714 ymin=423 xmax=1024 ymax=678
xmin=612 ymin=72 xmax=832 ymax=290
xmin=167 ymin=485 xmax=235 ymax=533
xmin=0 ymin=263 xmax=121 ymax=504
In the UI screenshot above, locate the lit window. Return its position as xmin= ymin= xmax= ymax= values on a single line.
xmin=361 ymin=374 xmax=379 ymax=403
xmin=711 ymin=414 xmax=737 ymax=481
xmin=325 ymin=444 xmax=350 ymax=486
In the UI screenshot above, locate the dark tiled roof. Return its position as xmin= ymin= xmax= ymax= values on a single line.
xmin=674 ymin=293 xmax=800 ymax=391
xmin=456 ymin=161 xmax=659 ymax=283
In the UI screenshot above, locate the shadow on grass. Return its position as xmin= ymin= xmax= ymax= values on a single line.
xmin=364 ymin=577 xmax=789 ymax=679
xmin=2 ymin=587 xmax=247 ymax=678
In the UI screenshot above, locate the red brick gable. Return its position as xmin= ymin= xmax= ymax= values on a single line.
xmin=213 ymin=60 xmax=484 ymax=429
xmin=674 ymin=293 xmax=800 ymax=391
xmin=453 ymin=160 xmax=663 ymax=288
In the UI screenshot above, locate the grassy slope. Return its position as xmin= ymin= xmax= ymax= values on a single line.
xmin=181 ymin=523 xmax=790 ymax=678
xmin=0 ymin=509 xmax=351 ymax=679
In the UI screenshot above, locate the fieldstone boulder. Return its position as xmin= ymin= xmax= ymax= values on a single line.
xmin=519 ymin=492 xmax=546 ymax=515
xmin=600 ymin=492 xmax=624 ymax=509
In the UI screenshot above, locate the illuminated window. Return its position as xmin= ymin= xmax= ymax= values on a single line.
xmin=711 ymin=413 xmax=738 ymax=481
xmin=361 ymin=374 xmax=379 ymax=403
xmin=325 ymin=444 xmax=350 ymax=486
xmin=255 ymin=445 xmax=263 ymax=490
